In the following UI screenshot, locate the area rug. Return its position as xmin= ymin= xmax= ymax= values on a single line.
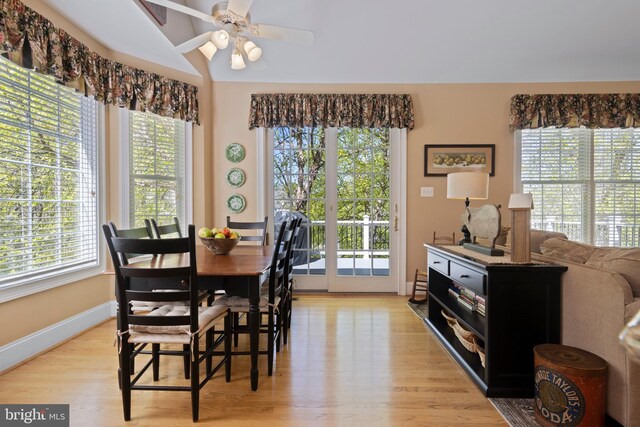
xmin=406 ymin=301 xmax=539 ymax=427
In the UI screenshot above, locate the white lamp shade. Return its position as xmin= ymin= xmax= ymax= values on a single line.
xmin=508 ymin=193 xmax=534 ymax=209
xmin=243 ymin=40 xmax=262 ymax=61
xmin=446 ymin=172 xmax=489 ymax=200
xmin=197 ymin=42 xmax=217 ymax=61
xmin=211 ymin=30 xmax=229 ymax=49
xmin=230 ymin=50 xmax=246 ymax=69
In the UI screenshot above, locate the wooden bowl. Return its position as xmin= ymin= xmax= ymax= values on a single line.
xmin=199 ymin=237 xmax=239 ymax=255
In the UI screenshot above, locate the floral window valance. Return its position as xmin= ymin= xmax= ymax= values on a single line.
xmin=248 ymin=93 xmax=414 ymax=130
xmin=509 ymin=93 xmax=640 ymax=131
xmin=0 ymin=0 xmax=199 ymax=124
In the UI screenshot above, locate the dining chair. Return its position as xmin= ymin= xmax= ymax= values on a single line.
xmin=108 ymin=221 xmax=154 ymax=264
xmin=149 ymin=217 xmax=182 ymax=239
xmin=226 ymin=216 xmax=268 ymax=245
xmin=281 ymin=217 xmax=301 ymax=345
xmin=213 ymin=221 xmax=292 ymax=376
xmin=409 ymin=232 xmax=456 ymax=304
xmin=103 ymin=224 xmax=231 ymax=422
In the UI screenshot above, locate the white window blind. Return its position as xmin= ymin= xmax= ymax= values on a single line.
xmin=0 ymin=57 xmax=99 ymax=283
xmin=128 ymin=111 xmax=186 ymax=229
xmin=519 ymin=127 xmax=640 ymax=246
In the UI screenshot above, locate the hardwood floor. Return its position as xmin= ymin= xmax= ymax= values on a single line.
xmin=0 ymin=295 xmax=506 ymax=426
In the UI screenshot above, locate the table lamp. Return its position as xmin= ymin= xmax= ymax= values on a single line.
xmin=508 ymin=193 xmax=533 ymax=262
xmin=447 ymin=172 xmax=489 ymax=245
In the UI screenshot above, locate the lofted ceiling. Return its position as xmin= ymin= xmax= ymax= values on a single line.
xmin=45 ymin=0 xmax=640 ymax=84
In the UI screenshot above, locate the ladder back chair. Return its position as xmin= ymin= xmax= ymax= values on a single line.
xmin=226 ymin=216 xmax=268 ymax=245
xmin=281 ymin=217 xmax=301 ymax=345
xmin=149 ymin=217 xmax=183 ymax=239
xmin=103 ymin=224 xmax=231 ymax=422
xmin=213 ymin=222 xmax=292 ymax=377
xmin=409 ymin=232 xmax=456 ymax=304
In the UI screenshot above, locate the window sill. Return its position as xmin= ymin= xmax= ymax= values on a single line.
xmin=0 ymin=263 xmax=104 ymax=303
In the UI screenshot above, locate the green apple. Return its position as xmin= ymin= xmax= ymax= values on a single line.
xmin=198 ymin=227 xmax=213 ymax=238
xmin=214 ymin=232 xmax=226 ymax=239
xmin=211 ymin=227 xmax=219 ymax=235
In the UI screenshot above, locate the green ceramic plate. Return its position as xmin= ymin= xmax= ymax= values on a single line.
xmin=225 ymin=143 xmax=245 ymax=163
xmin=226 ymin=168 xmax=246 ymax=188
xmin=227 ymin=194 xmax=246 ymax=213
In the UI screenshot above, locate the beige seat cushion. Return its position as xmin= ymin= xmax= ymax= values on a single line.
xmin=130 ymin=289 xmax=209 ymax=312
xmin=540 ymin=237 xmax=596 ymax=263
xmin=213 ymin=293 xmax=280 ymax=313
xmin=586 ymin=247 xmax=640 ymax=297
xmin=128 ymin=304 xmax=227 ymax=343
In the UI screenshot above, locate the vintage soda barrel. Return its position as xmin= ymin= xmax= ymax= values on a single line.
xmin=533 ymin=344 xmax=608 ymax=426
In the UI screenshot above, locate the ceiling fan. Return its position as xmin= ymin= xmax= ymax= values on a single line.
xmin=144 ymin=0 xmax=314 ymax=70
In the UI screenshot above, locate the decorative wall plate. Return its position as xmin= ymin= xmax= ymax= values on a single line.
xmin=227 ymin=194 xmax=246 ymax=213
xmin=226 ymin=168 xmax=246 ymax=188
xmin=225 ymin=143 xmax=245 ymax=163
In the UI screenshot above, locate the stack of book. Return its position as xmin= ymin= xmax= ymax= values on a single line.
xmin=447 ymin=282 xmax=486 ymax=317
xmin=475 ymin=295 xmax=486 ymax=316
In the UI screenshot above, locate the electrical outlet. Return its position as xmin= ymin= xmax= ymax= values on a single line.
xmin=421 ymin=187 xmax=434 ymax=197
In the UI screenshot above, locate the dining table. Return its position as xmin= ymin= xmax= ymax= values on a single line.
xmin=125 ymin=244 xmax=274 ymax=391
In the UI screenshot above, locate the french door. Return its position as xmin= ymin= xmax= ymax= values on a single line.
xmin=265 ymin=127 xmax=405 ymax=292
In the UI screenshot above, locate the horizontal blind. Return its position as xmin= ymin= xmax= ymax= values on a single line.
xmin=520 ymin=128 xmax=591 ymax=242
xmin=0 ymin=57 xmax=99 ymax=282
xmin=520 ymin=127 xmax=640 ymax=247
xmin=593 ymin=128 xmax=640 ymax=246
xmin=129 ymin=111 xmax=185 ymax=230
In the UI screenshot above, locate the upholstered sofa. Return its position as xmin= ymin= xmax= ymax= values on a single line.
xmin=527 ymin=232 xmax=640 ymax=426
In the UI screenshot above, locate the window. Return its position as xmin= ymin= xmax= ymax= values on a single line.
xmin=0 ymin=56 xmax=101 ymax=289
xmin=124 ymin=110 xmax=190 ymax=229
xmin=518 ymin=127 xmax=640 ymax=247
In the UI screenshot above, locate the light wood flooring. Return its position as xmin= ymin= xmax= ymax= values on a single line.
xmin=0 ymin=295 xmax=506 ymax=426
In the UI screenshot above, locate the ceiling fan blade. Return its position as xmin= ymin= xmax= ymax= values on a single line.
xmin=227 ymin=0 xmax=254 ymax=18
xmin=175 ymin=32 xmax=213 ymax=53
xmin=249 ymin=24 xmax=314 ymax=45
xmin=142 ymin=0 xmax=215 ymax=23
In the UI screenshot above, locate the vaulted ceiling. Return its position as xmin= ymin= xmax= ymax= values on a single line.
xmin=45 ymin=0 xmax=640 ymax=84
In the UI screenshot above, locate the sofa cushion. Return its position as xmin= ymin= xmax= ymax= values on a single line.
xmin=586 ymin=247 xmax=640 ymax=297
xmin=540 ymin=237 xmax=596 ymax=263
xmin=530 ymin=230 xmax=568 ymax=254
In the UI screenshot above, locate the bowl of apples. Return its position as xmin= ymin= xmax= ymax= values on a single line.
xmin=198 ymin=226 xmax=241 ymax=255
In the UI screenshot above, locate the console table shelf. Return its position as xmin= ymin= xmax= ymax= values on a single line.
xmin=424 ymin=244 xmax=567 ymax=397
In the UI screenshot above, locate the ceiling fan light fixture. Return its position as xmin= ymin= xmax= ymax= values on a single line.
xmin=211 ymin=30 xmax=229 ymax=49
xmin=197 ymin=41 xmax=217 ymax=61
xmin=243 ymin=40 xmax=262 ymax=62
xmin=231 ymin=49 xmax=246 ymax=70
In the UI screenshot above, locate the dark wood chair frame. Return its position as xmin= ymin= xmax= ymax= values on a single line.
xmin=226 ymin=215 xmax=268 ymax=245
xmin=103 ymin=224 xmax=231 ymax=422
xmin=219 ymin=222 xmax=292 ymax=376
xmin=281 ymin=217 xmax=301 ymax=345
xmin=149 ymin=217 xmax=183 ymax=239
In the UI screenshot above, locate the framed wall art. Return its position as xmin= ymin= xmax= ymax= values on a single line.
xmin=424 ymin=144 xmax=495 ymax=176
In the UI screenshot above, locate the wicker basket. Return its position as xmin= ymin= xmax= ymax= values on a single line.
xmin=199 ymin=237 xmax=239 ymax=255
xmin=441 ymin=309 xmax=457 ymax=328
xmin=475 ymin=338 xmax=486 ymax=367
xmin=453 ymin=322 xmax=477 ymax=353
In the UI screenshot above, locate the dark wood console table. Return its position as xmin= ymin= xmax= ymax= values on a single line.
xmin=424 ymin=244 xmax=567 ymax=397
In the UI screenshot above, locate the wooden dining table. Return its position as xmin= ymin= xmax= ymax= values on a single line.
xmin=126 ymin=244 xmax=274 ymax=391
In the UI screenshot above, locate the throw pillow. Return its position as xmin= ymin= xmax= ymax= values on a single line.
xmin=585 ymin=248 xmax=640 ymax=297
xmin=540 ymin=237 xmax=596 ymax=263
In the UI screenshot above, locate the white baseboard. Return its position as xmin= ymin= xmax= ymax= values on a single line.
xmin=0 ymin=302 xmax=112 ymax=373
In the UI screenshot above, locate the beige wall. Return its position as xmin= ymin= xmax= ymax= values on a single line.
xmin=211 ymin=81 xmax=640 ymax=284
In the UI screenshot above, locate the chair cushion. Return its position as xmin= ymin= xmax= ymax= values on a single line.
xmin=128 ymin=304 xmax=227 ymax=342
xmin=213 ymin=293 xmax=280 ymax=312
xmin=130 ymin=289 xmax=209 ymax=312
